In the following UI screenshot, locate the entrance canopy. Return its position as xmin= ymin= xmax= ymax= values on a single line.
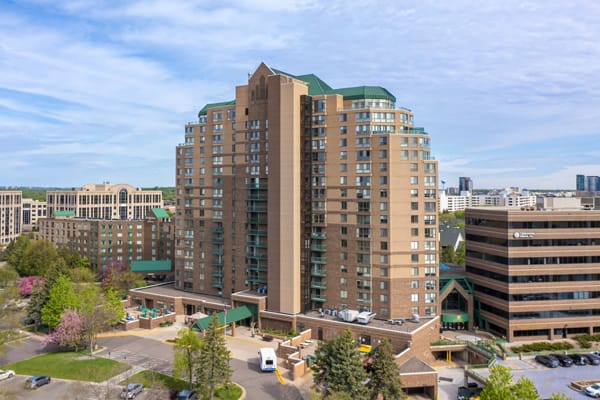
xmin=192 ymin=305 xmax=253 ymax=331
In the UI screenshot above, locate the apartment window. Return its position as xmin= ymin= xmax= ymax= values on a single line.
xmin=379 ymin=163 xmax=388 ymax=172
xmin=410 ymin=176 xmax=418 ymax=184
xmin=380 ymin=202 xmax=388 ymax=211
xmin=341 ymin=226 xmax=348 ymax=235
xmin=380 ymin=254 xmax=388 ymax=263
xmin=410 ymin=189 xmax=418 ymax=197
xmin=411 ymin=215 xmax=419 ymax=223
xmin=339 ymin=113 xmax=348 ymax=122
xmin=411 ymin=228 xmax=419 ymax=236
xmin=379 ymin=228 xmax=388 ymax=237
xmin=412 ymin=267 xmax=419 ymax=276
xmin=340 ymin=277 xmax=348 ymax=285
xmin=340 ymin=176 xmax=348 ymax=185
xmin=340 ymin=138 xmax=347 ymax=147
xmin=340 ymin=151 xmax=347 ymax=160
xmin=380 ymin=294 xmax=389 ymax=303
xmin=340 ymin=290 xmax=348 ymax=299
xmin=380 ymin=281 xmax=388 ymax=290
xmin=411 ymin=202 xmax=419 ymax=210
xmin=380 ymin=267 xmax=388 ymax=277
xmin=410 ymin=163 xmax=418 ymax=171
xmin=380 ymin=189 xmax=387 ymax=198
xmin=340 ymin=252 xmax=348 ymax=261
xmin=379 ymin=176 xmax=388 ymax=185
xmin=379 ymin=215 xmax=388 ymax=224
xmin=425 ymin=293 xmax=436 ymax=304
xmin=340 ymin=163 xmax=348 ymax=172
xmin=411 ymin=281 xmax=419 ymax=289
xmin=378 ymin=150 xmax=387 ymax=159
xmin=379 ymin=136 xmax=388 ymax=145
xmin=340 ymin=126 xmax=347 ymax=134
xmin=340 ymin=239 xmax=348 ymax=248
xmin=411 ymin=241 xmax=419 ymax=250
xmin=341 ymin=201 xmax=347 ymax=210
xmin=340 ymin=214 xmax=347 ymax=222
xmin=380 ymin=242 xmax=388 ymax=250
xmin=411 ymin=254 xmax=419 ymax=263
xmin=411 ymin=293 xmax=419 ymax=302
xmin=340 ymin=188 xmax=347 ymax=197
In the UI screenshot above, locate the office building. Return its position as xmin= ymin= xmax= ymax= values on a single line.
xmin=46 ymin=183 xmax=163 ymax=220
xmin=458 ymin=177 xmax=473 ymax=195
xmin=439 ymin=191 xmax=536 ymax=212
xmin=22 ymin=198 xmax=47 ymax=232
xmin=466 ymin=205 xmax=600 ymax=341
xmin=576 ymin=174 xmax=600 ymax=194
xmin=174 ymin=62 xmax=440 ymax=321
xmin=0 ymin=191 xmax=22 ymax=246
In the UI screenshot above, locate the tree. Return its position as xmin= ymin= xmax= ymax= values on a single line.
xmin=480 ymin=364 xmax=539 ymax=400
xmin=312 ymin=329 xmax=369 ymax=399
xmin=18 ymin=276 xmax=45 ymax=296
xmin=440 ymin=245 xmax=456 ymax=264
xmin=18 ymin=239 xmax=59 ymax=276
xmin=173 ymin=327 xmax=202 ymax=390
xmin=101 ymin=261 xmax=144 ymax=297
xmin=5 ymin=235 xmax=32 ymax=275
xmin=196 ymin=313 xmax=232 ymax=400
xmin=455 ymin=241 xmax=466 ymax=265
xmin=45 ymin=309 xmax=84 ymax=351
xmin=78 ymin=285 xmax=125 ymax=352
xmin=41 ymin=274 xmax=78 ymax=329
xmin=369 ymin=339 xmax=405 ymax=400
xmin=57 ymin=246 xmax=90 ymax=270
xmin=511 ymin=376 xmax=540 ymax=400
xmin=548 ymin=393 xmax=572 ymax=400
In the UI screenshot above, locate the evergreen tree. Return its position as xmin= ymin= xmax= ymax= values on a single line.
xmin=455 ymin=241 xmax=466 ymax=265
xmin=41 ymin=274 xmax=78 ymax=329
xmin=369 ymin=339 xmax=405 ymax=400
xmin=312 ymin=329 xmax=369 ymax=399
xmin=173 ymin=327 xmax=202 ymax=390
xmin=196 ymin=312 xmax=232 ymax=400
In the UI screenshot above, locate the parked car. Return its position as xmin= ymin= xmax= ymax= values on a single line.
xmin=551 ymin=353 xmax=574 ymax=367
xmin=0 ymin=370 xmax=15 ymax=381
xmin=535 ymin=355 xmax=559 ymax=368
xmin=25 ymin=376 xmax=50 ymax=389
xmin=176 ymin=389 xmax=198 ymax=400
xmin=120 ymin=383 xmax=144 ymax=399
xmin=585 ymin=383 xmax=600 ymax=398
xmin=587 ymin=353 xmax=600 ymax=365
xmin=457 ymin=386 xmax=476 ymax=400
xmin=571 ymin=354 xmax=589 ymax=365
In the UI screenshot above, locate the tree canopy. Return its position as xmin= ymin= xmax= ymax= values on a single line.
xmin=196 ymin=313 xmax=232 ymax=400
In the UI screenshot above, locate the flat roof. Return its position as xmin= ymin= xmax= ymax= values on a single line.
xmin=130 ymin=283 xmax=231 ymax=306
xmin=302 ymin=310 xmax=435 ymax=334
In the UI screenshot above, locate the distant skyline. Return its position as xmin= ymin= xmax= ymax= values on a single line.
xmin=1 ymin=0 xmax=599 ymax=189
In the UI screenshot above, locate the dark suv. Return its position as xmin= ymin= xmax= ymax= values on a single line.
xmin=570 ymin=354 xmax=589 ymax=365
xmin=535 ymin=355 xmax=559 ymax=368
xmin=551 ymin=353 xmax=574 ymax=367
xmin=587 ymin=353 xmax=600 ymax=365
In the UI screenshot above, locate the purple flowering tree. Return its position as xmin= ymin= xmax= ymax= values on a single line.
xmin=44 ymin=309 xmax=84 ymax=352
xmin=18 ymin=276 xmax=45 ymax=297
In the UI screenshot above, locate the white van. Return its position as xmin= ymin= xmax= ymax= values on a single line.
xmin=258 ymin=348 xmax=277 ymax=372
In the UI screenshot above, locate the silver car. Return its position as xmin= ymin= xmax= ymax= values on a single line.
xmin=120 ymin=383 xmax=144 ymax=399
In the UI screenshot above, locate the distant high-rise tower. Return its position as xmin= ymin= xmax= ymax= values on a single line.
xmin=458 ymin=177 xmax=473 ymax=194
xmin=175 ymin=63 xmax=439 ymax=320
xmin=576 ymin=174 xmax=586 ymax=191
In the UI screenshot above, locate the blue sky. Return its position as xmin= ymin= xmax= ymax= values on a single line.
xmin=1 ymin=0 xmax=599 ymax=189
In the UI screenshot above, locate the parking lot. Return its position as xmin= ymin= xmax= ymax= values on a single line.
xmin=490 ymin=355 xmax=600 ymax=398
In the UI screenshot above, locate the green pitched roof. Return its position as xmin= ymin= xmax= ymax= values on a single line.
xmin=329 ymin=86 xmax=396 ymax=102
xmin=151 ymin=208 xmax=170 ymax=219
xmin=198 ymin=100 xmax=235 ymax=117
xmin=192 ymin=305 xmax=253 ymax=331
xmin=130 ymin=260 xmax=171 ymax=273
xmin=54 ymin=210 xmax=75 ymax=217
xmin=197 ymin=67 xmax=396 ymax=117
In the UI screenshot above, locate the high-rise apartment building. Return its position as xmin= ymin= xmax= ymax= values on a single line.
xmin=0 ymin=191 xmax=22 ymax=246
xmin=458 ymin=177 xmax=473 ymax=194
xmin=175 ymin=63 xmax=439 ymax=320
xmin=46 ymin=183 xmax=163 ymax=220
xmin=466 ymin=206 xmax=600 ymax=341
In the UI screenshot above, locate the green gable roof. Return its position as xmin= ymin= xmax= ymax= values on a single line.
xmin=130 ymin=260 xmax=171 ymax=273
xmin=151 ymin=208 xmax=170 ymax=219
xmin=198 ymin=100 xmax=236 ymax=117
xmin=54 ymin=210 xmax=75 ymax=217
xmin=192 ymin=305 xmax=253 ymax=331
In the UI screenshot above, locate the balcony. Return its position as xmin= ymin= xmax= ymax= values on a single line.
xmin=247 ymin=265 xmax=268 ymax=273
xmin=211 ymin=248 xmax=224 ymax=255
xmin=247 ymin=206 xmax=268 ymax=213
xmin=210 ymin=281 xmax=223 ymax=289
xmin=311 ymin=232 xmax=327 ymax=240
xmin=311 ymin=280 xmax=327 ymax=290
xmin=247 ymin=254 xmax=267 ymax=260
xmin=311 ymin=256 xmax=327 ymax=264
xmin=311 ymin=293 xmax=327 ymax=302
xmin=211 ymin=260 xmax=223 ymax=266
xmin=247 ymin=240 xmax=267 ymax=248
xmin=311 ymin=244 xmax=327 ymax=252
xmin=211 ymin=270 xmax=224 ymax=278
xmin=311 ymin=267 xmax=327 ymax=277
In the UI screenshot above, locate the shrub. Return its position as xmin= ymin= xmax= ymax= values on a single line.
xmin=511 ymin=341 xmax=573 ymax=353
xmin=575 ymin=334 xmax=600 ymax=349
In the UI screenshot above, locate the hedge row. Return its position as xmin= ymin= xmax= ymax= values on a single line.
xmin=511 ymin=341 xmax=573 ymax=353
xmin=575 ymin=334 xmax=600 ymax=349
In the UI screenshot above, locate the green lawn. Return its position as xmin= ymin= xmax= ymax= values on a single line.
xmin=120 ymin=371 xmax=242 ymax=399
xmin=5 ymin=351 xmax=130 ymax=382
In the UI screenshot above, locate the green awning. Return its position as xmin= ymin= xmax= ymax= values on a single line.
xmin=192 ymin=305 xmax=253 ymax=331
xmin=54 ymin=210 xmax=75 ymax=217
xmin=151 ymin=208 xmax=170 ymax=219
xmin=442 ymin=313 xmax=469 ymax=323
xmin=130 ymin=260 xmax=171 ymax=273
